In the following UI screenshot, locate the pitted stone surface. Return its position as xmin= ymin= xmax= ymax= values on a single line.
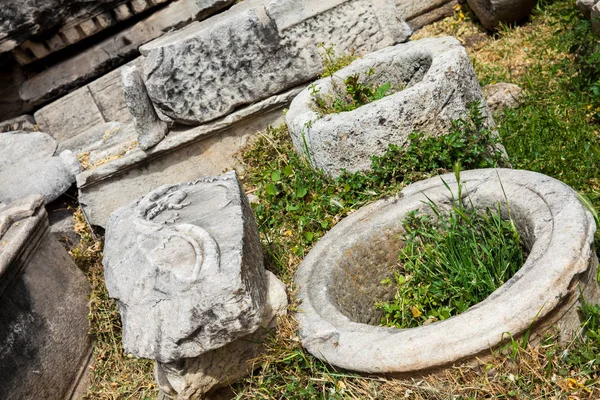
xmin=103 ymin=171 xmax=267 ymax=363
xmin=286 ymin=37 xmax=493 ymax=177
xmin=0 ymin=131 xmax=81 ymax=205
xmin=295 ymin=169 xmax=599 ymax=374
xmin=140 ymin=0 xmax=411 ymax=125
xmin=466 ymin=0 xmax=537 ymax=30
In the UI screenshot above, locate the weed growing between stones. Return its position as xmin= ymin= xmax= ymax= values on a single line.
xmin=377 ymin=167 xmax=523 ymax=328
xmin=317 ymin=43 xmax=358 ymax=78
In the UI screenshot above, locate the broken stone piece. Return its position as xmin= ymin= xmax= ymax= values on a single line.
xmin=155 ymin=271 xmax=288 ymax=399
xmin=0 ymin=114 xmax=36 ymax=132
xmin=0 ymin=195 xmax=91 ymax=399
xmin=103 ymin=171 xmax=267 ymax=363
xmin=121 ymin=65 xmax=168 ymax=150
xmin=0 ymin=131 xmax=81 ymax=205
xmin=483 ymin=82 xmax=523 ymax=112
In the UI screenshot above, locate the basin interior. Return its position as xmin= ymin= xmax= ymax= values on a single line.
xmin=329 ymin=201 xmax=533 ymax=327
xmin=326 ymin=52 xmax=433 ymax=99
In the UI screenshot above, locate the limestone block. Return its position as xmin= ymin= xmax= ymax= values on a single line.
xmin=57 ymin=121 xmax=126 ymax=155
xmin=0 ymin=195 xmax=91 ymax=399
xmin=295 ymin=169 xmax=599 ymax=374
xmin=483 ymin=82 xmax=523 ymax=112
xmin=466 ymin=0 xmax=537 ymax=30
xmin=286 ymin=37 xmax=492 ymax=177
xmin=103 ymin=171 xmax=267 ymax=363
xmin=0 ymin=131 xmax=56 ymax=171
xmin=140 ymin=0 xmax=411 ymax=125
xmin=0 ymin=114 xmax=36 ymax=133
xmin=34 ymin=88 xmax=106 ymax=143
xmin=19 ymin=0 xmax=235 ymax=107
xmin=156 ymin=272 xmax=288 ymax=399
xmin=0 ymin=132 xmax=81 ymax=205
xmin=121 ymin=66 xmax=168 ymax=150
xmin=404 ymin=0 xmax=459 ymax=30
xmin=77 ymin=86 xmax=300 ymax=227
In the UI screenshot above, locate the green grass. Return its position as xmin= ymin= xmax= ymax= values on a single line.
xmin=244 ymin=103 xmax=504 ymax=281
xmin=378 ymin=168 xmax=524 ymax=328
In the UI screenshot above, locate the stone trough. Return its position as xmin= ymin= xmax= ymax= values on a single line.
xmin=286 ymin=37 xmax=493 ymax=177
xmin=295 ymin=168 xmax=599 ymax=374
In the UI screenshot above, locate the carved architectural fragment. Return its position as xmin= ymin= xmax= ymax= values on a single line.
xmin=0 ymin=195 xmax=91 ymax=399
xmin=140 ymin=0 xmax=412 ymax=125
xmin=104 ymin=171 xmax=287 ymax=398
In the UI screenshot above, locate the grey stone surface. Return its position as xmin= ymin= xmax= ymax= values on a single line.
xmin=592 ymin=2 xmax=600 ymax=36
xmin=140 ymin=0 xmax=411 ymax=125
xmin=483 ymin=82 xmax=523 ymax=112
xmin=34 ymin=87 xmax=106 ymax=143
xmin=77 ymin=86 xmax=301 ymax=228
xmin=103 ymin=171 xmax=267 ymax=363
xmin=466 ymin=0 xmax=537 ymax=30
xmin=404 ymin=0 xmax=459 ymax=30
xmin=0 ymin=114 xmax=36 ymax=133
xmin=0 ymin=195 xmax=91 ymax=399
xmin=0 ymin=131 xmax=56 ymax=171
xmin=57 ymin=121 xmax=125 ymax=155
xmin=0 ymin=131 xmax=81 ymax=205
xmin=19 ymin=0 xmax=234 ymax=107
xmin=121 ymin=66 xmax=168 ymax=150
xmin=295 ymin=168 xmax=599 ymax=374
xmin=286 ymin=37 xmax=493 ymax=177
xmin=156 ymin=271 xmax=288 ymax=399
xmin=576 ymin=0 xmax=598 ymax=19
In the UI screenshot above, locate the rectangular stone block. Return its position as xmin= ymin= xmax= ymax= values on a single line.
xmin=34 ymin=87 xmax=105 ymax=142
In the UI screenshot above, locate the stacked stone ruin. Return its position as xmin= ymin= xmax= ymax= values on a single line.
xmin=0 ymin=0 xmax=577 ymax=399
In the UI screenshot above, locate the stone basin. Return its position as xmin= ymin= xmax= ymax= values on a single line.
xmin=295 ymin=169 xmax=599 ymax=374
xmin=286 ymin=36 xmax=493 ymax=177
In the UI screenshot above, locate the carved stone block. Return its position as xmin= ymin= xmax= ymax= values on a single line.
xmin=103 ymin=171 xmax=267 ymax=363
xmin=140 ymin=0 xmax=411 ymax=125
xmin=121 ymin=65 xmax=168 ymax=150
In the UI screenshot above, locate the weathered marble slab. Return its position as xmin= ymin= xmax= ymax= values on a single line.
xmin=0 ymin=131 xmax=81 ymax=205
xmin=140 ymin=0 xmax=412 ymax=125
xmin=0 ymin=195 xmax=91 ymax=399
